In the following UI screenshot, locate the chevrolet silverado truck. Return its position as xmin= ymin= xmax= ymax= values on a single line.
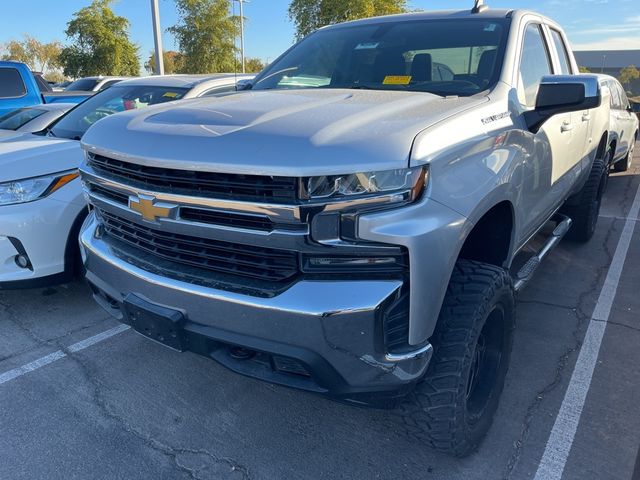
xmin=78 ymin=5 xmax=615 ymax=456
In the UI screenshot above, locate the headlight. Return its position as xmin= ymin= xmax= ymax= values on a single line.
xmin=300 ymin=166 xmax=427 ymax=202
xmin=0 ymin=171 xmax=79 ymax=206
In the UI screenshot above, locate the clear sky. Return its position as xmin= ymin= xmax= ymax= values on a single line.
xmin=1 ymin=0 xmax=639 ymax=68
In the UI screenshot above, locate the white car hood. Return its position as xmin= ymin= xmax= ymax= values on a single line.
xmin=0 ymin=134 xmax=81 ymax=182
xmin=82 ymin=89 xmax=487 ymax=177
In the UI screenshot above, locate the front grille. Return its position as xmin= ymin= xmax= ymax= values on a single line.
xmin=99 ymin=210 xmax=300 ymax=283
xmin=88 ymin=153 xmax=299 ymax=203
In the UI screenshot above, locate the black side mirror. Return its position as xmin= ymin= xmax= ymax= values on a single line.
xmin=525 ymin=75 xmax=601 ymax=133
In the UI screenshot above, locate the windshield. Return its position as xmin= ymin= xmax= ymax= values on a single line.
xmin=65 ymin=78 xmax=99 ymax=91
xmin=253 ymin=19 xmax=509 ymax=96
xmin=0 ymin=107 xmax=46 ymax=130
xmin=50 ymin=84 xmax=189 ymax=140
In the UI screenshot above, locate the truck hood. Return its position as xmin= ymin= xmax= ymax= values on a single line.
xmin=82 ymin=89 xmax=486 ymax=176
xmin=0 ymin=134 xmax=81 ymax=182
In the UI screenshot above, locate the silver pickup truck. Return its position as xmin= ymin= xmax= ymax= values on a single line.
xmin=78 ymin=5 xmax=628 ymax=456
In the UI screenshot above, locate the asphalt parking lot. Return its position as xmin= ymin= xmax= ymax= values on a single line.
xmin=1 ymin=144 xmax=639 ymax=480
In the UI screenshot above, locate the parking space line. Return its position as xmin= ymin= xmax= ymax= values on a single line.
xmin=534 ymin=179 xmax=640 ymax=480
xmin=0 ymin=324 xmax=130 ymax=387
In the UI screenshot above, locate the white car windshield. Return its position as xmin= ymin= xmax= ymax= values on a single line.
xmin=252 ymin=18 xmax=509 ymax=96
xmin=49 ymin=84 xmax=188 ymax=140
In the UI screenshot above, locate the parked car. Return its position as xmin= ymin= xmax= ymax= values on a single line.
xmin=0 ymin=61 xmax=91 ymax=116
xmin=0 ymin=103 xmax=75 ymax=133
xmin=598 ymin=76 xmax=639 ymax=172
xmin=0 ymin=74 xmax=252 ymax=288
xmin=78 ymin=7 xmax=614 ymax=456
xmin=64 ymin=76 xmax=130 ymax=93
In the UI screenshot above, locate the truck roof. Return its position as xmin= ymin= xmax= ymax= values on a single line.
xmin=323 ymin=8 xmax=557 ymax=29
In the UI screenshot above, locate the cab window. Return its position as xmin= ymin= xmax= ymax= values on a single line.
xmin=550 ymin=29 xmax=572 ymax=75
xmin=0 ymin=68 xmax=27 ymax=98
xmin=518 ymin=24 xmax=553 ymax=107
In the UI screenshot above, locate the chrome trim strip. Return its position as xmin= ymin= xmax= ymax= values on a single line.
xmin=385 ymin=343 xmax=433 ymax=362
xmin=87 ymin=191 xmax=313 ymax=250
xmin=80 ymin=164 xmax=412 ymax=222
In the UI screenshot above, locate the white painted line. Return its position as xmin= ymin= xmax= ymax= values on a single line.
xmin=534 ymin=179 xmax=640 ymax=480
xmin=0 ymin=324 xmax=130 ymax=387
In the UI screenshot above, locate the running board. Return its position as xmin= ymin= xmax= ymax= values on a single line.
xmin=513 ymin=214 xmax=572 ymax=292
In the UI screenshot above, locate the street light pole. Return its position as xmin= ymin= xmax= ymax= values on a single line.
xmin=151 ymin=0 xmax=164 ymax=75
xmin=235 ymin=0 xmax=246 ymax=74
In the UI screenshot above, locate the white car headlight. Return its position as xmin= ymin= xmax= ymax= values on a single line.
xmin=0 ymin=171 xmax=79 ymax=206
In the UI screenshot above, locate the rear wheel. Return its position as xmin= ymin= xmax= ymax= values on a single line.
xmin=394 ymin=260 xmax=515 ymax=457
xmin=613 ymin=142 xmax=634 ymax=172
xmin=562 ymin=159 xmax=607 ymax=242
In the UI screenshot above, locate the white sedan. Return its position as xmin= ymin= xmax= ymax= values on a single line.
xmin=0 ymin=74 xmax=253 ymax=288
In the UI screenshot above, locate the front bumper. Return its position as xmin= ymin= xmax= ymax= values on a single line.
xmin=80 ymin=212 xmax=432 ymax=406
xmin=0 ymin=184 xmax=85 ymax=286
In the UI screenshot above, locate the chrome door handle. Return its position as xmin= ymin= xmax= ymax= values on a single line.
xmin=561 ymin=122 xmax=574 ymax=132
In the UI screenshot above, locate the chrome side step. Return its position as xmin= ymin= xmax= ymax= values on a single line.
xmin=514 ymin=214 xmax=572 ymax=292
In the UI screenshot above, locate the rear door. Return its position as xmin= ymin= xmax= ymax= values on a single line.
xmin=547 ymin=27 xmax=591 ymax=169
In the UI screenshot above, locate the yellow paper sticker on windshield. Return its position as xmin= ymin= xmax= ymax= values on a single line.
xmin=163 ymin=91 xmax=179 ymax=98
xmin=383 ymin=75 xmax=412 ymax=85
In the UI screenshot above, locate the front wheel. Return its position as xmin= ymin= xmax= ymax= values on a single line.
xmin=394 ymin=260 xmax=515 ymax=457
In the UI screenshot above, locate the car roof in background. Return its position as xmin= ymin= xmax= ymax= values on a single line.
xmin=114 ymin=74 xmax=255 ymax=89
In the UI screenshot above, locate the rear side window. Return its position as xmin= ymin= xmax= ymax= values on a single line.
xmin=0 ymin=107 xmax=46 ymax=130
xmin=0 ymin=68 xmax=27 ymax=98
xmin=550 ymin=29 xmax=572 ymax=75
xmin=609 ymin=81 xmax=622 ymax=109
xmin=518 ymin=24 xmax=553 ymax=107
xmin=616 ymin=82 xmax=629 ymax=109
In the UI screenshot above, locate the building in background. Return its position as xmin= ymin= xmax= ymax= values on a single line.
xmin=574 ymin=50 xmax=640 ymax=95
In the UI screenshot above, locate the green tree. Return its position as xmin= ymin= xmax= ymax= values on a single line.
xmin=144 ymin=50 xmax=183 ymax=74
xmin=1 ymin=35 xmax=62 ymax=73
xmin=59 ymin=0 xmax=140 ymax=78
xmin=288 ymin=0 xmax=407 ymax=39
xmin=169 ymin=0 xmax=239 ymax=74
xmin=578 ymin=66 xmax=591 ymax=73
xmin=619 ymin=65 xmax=639 ymax=90
xmin=245 ymin=57 xmax=265 ymax=73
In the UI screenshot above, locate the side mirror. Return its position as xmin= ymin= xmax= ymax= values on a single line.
xmin=236 ymin=79 xmax=254 ymax=91
xmin=525 ymin=75 xmax=601 ymax=133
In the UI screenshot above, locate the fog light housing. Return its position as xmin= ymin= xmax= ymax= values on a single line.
xmin=15 ymin=254 xmax=30 ymax=269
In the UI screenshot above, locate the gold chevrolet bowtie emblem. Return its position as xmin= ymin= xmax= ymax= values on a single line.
xmin=129 ymin=195 xmax=175 ymax=222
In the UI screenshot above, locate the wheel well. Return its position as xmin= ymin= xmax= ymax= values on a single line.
xmin=63 ymin=207 xmax=90 ymax=277
xmin=458 ymin=202 xmax=513 ymax=268
xmin=596 ymin=132 xmax=609 ymax=160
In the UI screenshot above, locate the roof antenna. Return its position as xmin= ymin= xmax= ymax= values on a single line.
xmin=472 ymin=0 xmax=489 ymax=13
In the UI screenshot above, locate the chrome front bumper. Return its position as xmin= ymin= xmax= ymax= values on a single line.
xmin=80 ymin=212 xmax=432 ymax=405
